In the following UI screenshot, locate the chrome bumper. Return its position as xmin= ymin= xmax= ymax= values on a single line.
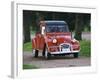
xmin=50 ymin=50 xmax=79 ymax=54
xmin=48 ymin=43 xmax=80 ymax=55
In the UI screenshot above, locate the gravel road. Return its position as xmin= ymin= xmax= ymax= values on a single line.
xmin=23 ymin=51 xmax=91 ymax=68
xmin=24 ymin=32 xmax=91 ymax=68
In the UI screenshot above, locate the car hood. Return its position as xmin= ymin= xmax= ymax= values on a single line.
xmin=45 ymin=32 xmax=72 ymax=45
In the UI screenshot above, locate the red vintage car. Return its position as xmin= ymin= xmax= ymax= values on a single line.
xmin=32 ymin=21 xmax=80 ymax=59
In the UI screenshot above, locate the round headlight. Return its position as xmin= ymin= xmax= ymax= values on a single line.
xmin=72 ymin=39 xmax=78 ymax=43
xmin=52 ymin=39 xmax=57 ymax=43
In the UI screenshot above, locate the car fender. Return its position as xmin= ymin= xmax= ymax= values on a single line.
xmin=43 ymin=36 xmax=48 ymax=47
xmin=43 ymin=36 xmax=51 ymax=51
xmin=32 ymin=38 xmax=36 ymax=49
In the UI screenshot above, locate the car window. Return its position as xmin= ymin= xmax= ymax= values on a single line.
xmin=46 ymin=24 xmax=69 ymax=33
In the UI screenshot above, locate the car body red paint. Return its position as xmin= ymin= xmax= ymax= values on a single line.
xmin=32 ymin=21 xmax=80 ymax=59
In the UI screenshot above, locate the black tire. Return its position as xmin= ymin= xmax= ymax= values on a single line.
xmin=44 ymin=47 xmax=51 ymax=60
xmin=47 ymin=52 xmax=51 ymax=59
xmin=42 ymin=45 xmax=46 ymax=56
xmin=34 ymin=50 xmax=38 ymax=58
xmin=73 ymin=53 xmax=79 ymax=58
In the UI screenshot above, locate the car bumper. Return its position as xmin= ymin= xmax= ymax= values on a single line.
xmin=50 ymin=50 xmax=79 ymax=54
xmin=48 ymin=43 xmax=80 ymax=55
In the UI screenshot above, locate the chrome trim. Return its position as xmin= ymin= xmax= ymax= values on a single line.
xmin=48 ymin=43 xmax=80 ymax=54
xmin=51 ymin=50 xmax=79 ymax=54
xmin=59 ymin=43 xmax=70 ymax=51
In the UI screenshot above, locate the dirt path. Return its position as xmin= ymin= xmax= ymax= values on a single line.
xmin=23 ymin=51 xmax=90 ymax=68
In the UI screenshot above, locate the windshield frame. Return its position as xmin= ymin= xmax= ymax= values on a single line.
xmin=45 ymin=24 xmax=69 ymax=33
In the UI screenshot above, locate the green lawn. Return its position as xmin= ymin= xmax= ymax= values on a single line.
xmin=80 ymin=40 xmax=91 ymax=57
xmin=23 ymin=64 xmax=39 ymax=69
xmin=23 ymin=42 xmax=32 ymax=51
xmin=23 ymin=40 xmax=91 ymax=57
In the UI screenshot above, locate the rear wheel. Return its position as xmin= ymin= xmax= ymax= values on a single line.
xmin=42 ymin=45 xmax=46 ymax=56
xmin=73 ymin=53 xmax=79 ymax=58
xmin=32 ymin=49 xmax=38 ymax=58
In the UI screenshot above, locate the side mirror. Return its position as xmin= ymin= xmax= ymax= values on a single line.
xmin=41 ymin=26 xmax=45 ymax=35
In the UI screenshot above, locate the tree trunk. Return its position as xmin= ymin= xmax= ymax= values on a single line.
xmin=23 ymin=11 xmax=31 ymax=43
xmin=35 ymin=12 xmax=44 ymax=32
xmin=74 ymin=14 xmax=83 ymax=40
xmin=23 ymin=23 xmax=30 ymax=43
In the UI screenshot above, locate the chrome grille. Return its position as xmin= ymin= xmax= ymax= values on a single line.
xmin=61 ymin=44 xmax=69 ymax=48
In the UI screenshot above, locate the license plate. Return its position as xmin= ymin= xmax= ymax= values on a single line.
xmin=62 ymin=48 xmax=70 ymax=52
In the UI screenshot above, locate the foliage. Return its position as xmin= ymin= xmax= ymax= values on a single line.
xmin=30 ymin=30 xmax=36 ymax=35
xmin=23 ymin=10 xmax=91 ymax=42
xmin=83 ymin=26 xmax=90 ymax=32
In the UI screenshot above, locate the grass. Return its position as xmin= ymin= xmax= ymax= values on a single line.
xmin=23 ymin=64 xmax=39 ymax=69
xmin=80 ymin=40 xmax=91 ymax=57
xmin=23 ymin=40 xmax=91 ymax=57
xmin=23 ymin=42 xmax=32 ymax=51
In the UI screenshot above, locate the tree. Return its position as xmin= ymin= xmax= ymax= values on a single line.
xmin=52 ymin=12 xmax=60 ymax=20
xmin=74 ymin=14 xmax=83 ymax=40
xmin=23 ymin=11 xmax=33 ymax=43
xmin=35 ymin=12 xmax=45 ymax=32
xmin=23 ymin=10 xmax=90 ymax=42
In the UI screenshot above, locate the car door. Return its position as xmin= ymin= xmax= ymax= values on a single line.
xmin=39 ymin=35 xmax=45 ymax=50
xmin=35 ymin=32 xmax=41 ymax=50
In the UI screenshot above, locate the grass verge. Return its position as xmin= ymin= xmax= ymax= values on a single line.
xmin=80 ymin=40 xmax=91 ymax=57
xmin=23 ymin=64 xmax=39 ymax=69
xmin=23 ymin=42 xmax=32 ymax=51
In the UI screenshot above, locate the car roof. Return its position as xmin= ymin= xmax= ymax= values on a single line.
xmin=40 ymin=20 xmax=67 ymax=25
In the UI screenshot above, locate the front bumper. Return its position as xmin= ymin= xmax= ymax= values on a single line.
xmin=50 ymin=50 xmax=79 ymax=54
xmin=48 ymin=43 xmax=80 ymax=55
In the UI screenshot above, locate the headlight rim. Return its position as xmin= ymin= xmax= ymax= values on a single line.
xmin=52 ymin=38 xmax=57 ymax=43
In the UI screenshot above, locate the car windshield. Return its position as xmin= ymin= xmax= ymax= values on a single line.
xmin=46 ymin=24 xmax=69 ymax=33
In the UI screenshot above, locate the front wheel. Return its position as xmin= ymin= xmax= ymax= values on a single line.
xmin=44 ymin=47 xmax=51 ymax=59
xmin=32 ymin=49 xmax=38 ymax=58
xmin=73 ymin=53 xmax=79 ymax=58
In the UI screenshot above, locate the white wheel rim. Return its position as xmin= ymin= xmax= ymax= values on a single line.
xmin=45 ymin=48 xmax=48 ymax=59
xmin=32 ymin=49 xmax=35 ymax=56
